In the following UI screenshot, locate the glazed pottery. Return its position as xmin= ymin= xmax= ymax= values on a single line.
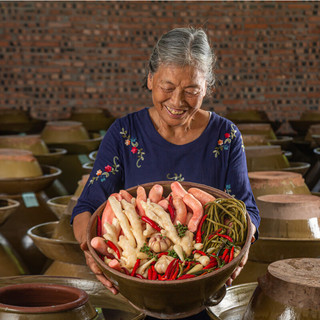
xmin=206 ymin=282 xmax=257 ymax=320
xmin=281 ymin=161 xmax=311 ymax=176
xmin=0 ymin=165 xmax=61 ymax=274
xmin=47 ymin=195 xmax=73 ymax=219
xmin=256 ymin=194 xmax=320 ymax=238
xmin=0 ymin=283 xmax=97 ymax=319
xmin=268 ymin=135 xmax=293 ymax=150
xmin=0 ymin=109 xmax=46 ymax=134
xmin=0 ymin=149 xmax=43 ymax=178
xmin=237 ymin=123 xmax=277 ymax=140
xmin=242 ymin=134 xmax=269 ymax=146
xmin=0 ymin=134 xmax=49 ymax=154
xmin=242 ymin=258 xmax=320 ymax=320
xmin=89 ymin=150 xmax=97 ymax=161
xmin=69 ymin=107 xmax=116 ymax=132
xmin=248 ymin=171 xmax=310 ymax=199
xmin=82 ymin=161 xmax=94 ymax=174
xmin=87 ymin=181 xmax=253 ymax=319
xmin=0 ymin=275 xmax=145 ymax=317
xmin=245 ymin=145 xmax=289 ymax=172
xmin=0 ymin=199 xmax=28 ymax=276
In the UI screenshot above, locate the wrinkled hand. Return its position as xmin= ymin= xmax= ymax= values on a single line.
xmin=226 ymin=222 xmax=256 ymax=286
xmin=80 ymin=241 xmax=119 ymax=295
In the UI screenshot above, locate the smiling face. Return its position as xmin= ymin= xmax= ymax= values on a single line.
xmin=147 ymin=64 xmax=207 ymax=129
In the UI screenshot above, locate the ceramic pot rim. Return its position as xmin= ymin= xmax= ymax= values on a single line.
xmin=0 ymin=198 xmax=20 ymax=211
xmin=257 ymin=236 xmax=320 ymax=242
xmin=27 ymin=221 xmax=78 ymax=245
xmin=0 ymin=283 xmax=89 ymax=313
xmin=87 ymin=181 xmax=253 ymax=285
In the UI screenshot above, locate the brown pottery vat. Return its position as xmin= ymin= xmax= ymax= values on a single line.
xmin=0 ymin=165 xmax=61 ymax=274
xmin=237 ymin=123 xmax=277 ymax=140
xmin=41 ymin=121 xmax=103 ymax=194
xmin=0 ymin=283 xmax=97 ymax=320
xmin=280 ymin=161 xmax=310 ymax=176
xmin=47 ymin=195 xmax=73 ymax=219
xmin=267 ymin=135 xmax=293 ymax=150
xmin=0 ymin=275 xmax=146 ymax=319
xmin=87 ymin=181 xmax=253 ymax=319
xmin=0 ymin=149 xmax=43 ymax=178
xmin=242 ymin=134 xmax=269 ymax=147
xmin=242 ymin=258 xmax=320 ymax=320
xmin=206 ymin=282 xmax=257 ymax=320
xmin=225 ymin=110 xmax=270 ymax=123
xmin=256 ymin=194 xmax=320 ymax=238
xmin=248 ymin=171 xmax=310 ymax=199
xmin=0 ymin=199 xmax=28 ymax=276
xmin=69 ymin=107 xmax=116 ymax=132
xmin=0 ymin=109 xmax=46 ymax=134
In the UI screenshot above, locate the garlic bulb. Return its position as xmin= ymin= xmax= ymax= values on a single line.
xmin=148 ymin=234 xmax=171 ymax=253
xmin=154 ymin=255 xmax=175 ymax=274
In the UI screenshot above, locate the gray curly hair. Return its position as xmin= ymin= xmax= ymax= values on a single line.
xmin=143 ymin=27 xmax=217 ymax=94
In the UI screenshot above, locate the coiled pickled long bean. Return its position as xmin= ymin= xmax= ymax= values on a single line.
xmin=202 ymin=198 xmax=248 ymax=251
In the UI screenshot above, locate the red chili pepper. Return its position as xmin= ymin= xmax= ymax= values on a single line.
xmin=97 ymin=215 xmax=102 ymax=237
xmin=148 ymin=267 xmax=153 ymax=280
xmin=224 ymin=254 xmax=230 ymax=263
xmin=157 ymin=252 xmax=168 ymax=258
xmin=121 ymin=267 xmax=130 ymax=275
xmin=193 ymin=250 xmax=207 ymax=256
xmin=221 ymin=248 xmax=229 ymax=261
xmin=178 ymin=274 xmax=196 ymax=280
xmin=170 ymin=262 xmax=180 ymax=280
xmin=106 ymin=240 xmax=121 ymax=259
xmin=229 ymin=246 xmax=235 ymax=263
xmin=208 ymin=228 xmax=223 ymax=240
xmin=158 ymin=274 xmax=167 ymax=281
xmin=196 ymin=214 xmax=208 ymax=243
xmin=135 ymin=274 xmax=146 ymax=280
xmin=217 ymin=233 xmax=233 ymax=242
xmin=151 ymin=265 xmax=158 ymax=280
xmin=167 ymin=204 xmax=175 ymax=222
xmin=203 ymin=261 xmax=218 ymax=270
xmin=130 ymin=258 xmax=141 ymax=277
xmin=164 ymin=258 xmax=177 ymax=279
xmin=141 ymin=216 xmax=161 ymax=232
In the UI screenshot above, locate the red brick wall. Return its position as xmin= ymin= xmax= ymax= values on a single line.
xmin=0 ymin=1 xmax=319 ymax=133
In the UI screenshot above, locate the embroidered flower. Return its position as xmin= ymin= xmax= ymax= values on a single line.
xmin=105 ymin=165 xmax=112 ymax=172
xmin=213 ymin=124 xmax=241 ymax=158
xmin=90 ymin=156 xmax=120 ymax=185
xmin=120 ymin=128 xmax=145 ymax=168
xmin=166 ymin=173 xmax=185 ymax=181
xmin=131 ymin=146 xmax=138 ymax=154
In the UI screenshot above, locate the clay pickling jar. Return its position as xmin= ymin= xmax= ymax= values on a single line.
xmin=242 ymin=134 xmax=269 ymax=146
xmin=248 ymin=171 xmax=310 ymax=199
xmin=242 ymin=258 xmax=320 ymax=320
xmin=41 ymin=121 xmax=102 ymax=194
xmin=0 ymin=283 xmax=97 ymax=320
xmin=237 ymin=123 xmax=277 ymax=140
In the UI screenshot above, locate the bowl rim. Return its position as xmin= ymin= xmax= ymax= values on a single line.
xmin=87 ymin=181 xmax=253 ymax=284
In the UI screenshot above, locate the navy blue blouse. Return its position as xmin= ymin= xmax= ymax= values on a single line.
xmin=72 ymin=108 xmax=260 ymax=236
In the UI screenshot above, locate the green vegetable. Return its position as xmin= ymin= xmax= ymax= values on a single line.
xmin=175 ymin=223 xmax=188 ymax=237
xmin=140 ymin=243 xmax=155 ymax=259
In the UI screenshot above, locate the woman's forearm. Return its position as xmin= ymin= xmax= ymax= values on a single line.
xmin=73 ymin=211 xmax=92 ymax=244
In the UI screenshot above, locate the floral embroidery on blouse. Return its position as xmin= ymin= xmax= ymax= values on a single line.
xmin=166 ymin=173 xmax=185 ymax=181
xmin=224 ymin=184 xmax=235 ymax=197
xmin=89 ymin=156 xmax=120 ymax=185
xmin=120 ymin=128 xmax=145 ymax=168
xmin=213 ymin=124 xmax=244 ymax=158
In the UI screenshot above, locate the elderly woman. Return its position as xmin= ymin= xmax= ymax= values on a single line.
xmin=72 ymin=27 xmax=260 ymax=301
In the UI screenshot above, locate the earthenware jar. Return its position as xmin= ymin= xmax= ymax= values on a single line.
xmin=41 ymin=121 xmax=102 ymax=194
xmin=268 ymin=135 xmax=293 ymax=151
xmin=0 ymin=164 xmax=60 ymax=274
xmin=0 ymin=198 xmax=28 ymax=276
xmin=0 ymin=283 xmax=97 ymax=319
xmin=0 ymin=149 xmax=43 ymax=178
xmin=47 ymin=195 xmax=73 ymax=219
xmin=87 ymin=181 xmax=253 ymax=319
xmin=245 ymin=145 xmax=289 ymax=172
xmin=242 ymin=134 xmax=269 ymax=146
xmin=256 ymin=194 xmax=320 ymax=238
xmin=69 ymin=107 xmax=116 ymax=132
xmin=225 ymin=110 xmax=269 ymax=123
xmin=248 ymin=171 xmax=310 ymax=199
xmin=242 ymin=258 xmax=320 ymax=320
xmin=237 ymin=123 xmax=277 ymax=140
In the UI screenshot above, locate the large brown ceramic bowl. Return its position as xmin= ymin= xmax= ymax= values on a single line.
xmin=47 ymin=195 xmax=73 ymax=219
xmin=87 ymin=181 xmax=253 ymax=319
xmin=0 ymin=283 xmax=97 ymax=320
xmin=0 ymin=199 xmax=20 ymax=226
xmin=281 ymin=161 xmax=311 ymax=176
